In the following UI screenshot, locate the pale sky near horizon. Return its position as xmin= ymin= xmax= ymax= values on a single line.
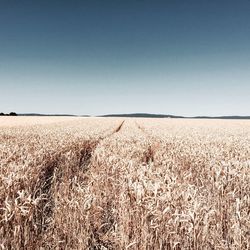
xmin=0 ymin=0 xmax=250 ymax=116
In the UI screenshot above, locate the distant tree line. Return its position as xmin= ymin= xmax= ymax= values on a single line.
xmin=0 ymin=112 xmax=17 ymax=116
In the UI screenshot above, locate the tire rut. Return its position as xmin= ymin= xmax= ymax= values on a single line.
xmin=13 ymin=120 xmax=126 ymax=248
xmin=114 ymin=120 xmax=125 ymax=133
xmin=135 ymin=121 xmax=160 ymax=164
xmin=79 ymin=120 xmax=125 ymax=172
xmin=35 ymin=121 xmax=125 ymax=236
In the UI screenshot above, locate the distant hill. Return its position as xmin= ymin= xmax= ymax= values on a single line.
xmin=193 ymin=116 xmax=250 ymax=119
xmin=101 ymin=113 xmax=250 ymax=119
xmin=101 ymin=113 xmax=184 ymax=118
xmin=18 ymin=113 xmax=89 ymax=117
xmin=18 ymin=113 xmax=77 ymax=116
xmin=14 ymin=113 xmax=250 ymax=119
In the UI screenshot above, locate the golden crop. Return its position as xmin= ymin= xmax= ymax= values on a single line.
xmin=0 ymin=117 xmax=249 ymax=249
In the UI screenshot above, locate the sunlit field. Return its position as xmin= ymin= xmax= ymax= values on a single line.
xmin=0 ymin=117 xmax=249 ymax=249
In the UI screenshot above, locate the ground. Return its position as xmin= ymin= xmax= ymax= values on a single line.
xmin=0 ymin=117 xmax=249 ymax=249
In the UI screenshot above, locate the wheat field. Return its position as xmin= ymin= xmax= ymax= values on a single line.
xmin=0 ymin=117 xmax=249 ymax=249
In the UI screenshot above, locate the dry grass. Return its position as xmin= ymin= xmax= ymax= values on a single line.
xmin=0 ymin=117 xmax=249 ymax=249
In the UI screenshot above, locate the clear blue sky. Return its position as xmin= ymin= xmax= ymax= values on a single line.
xmin=1 ymin=0 xmax=250 ymax=116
